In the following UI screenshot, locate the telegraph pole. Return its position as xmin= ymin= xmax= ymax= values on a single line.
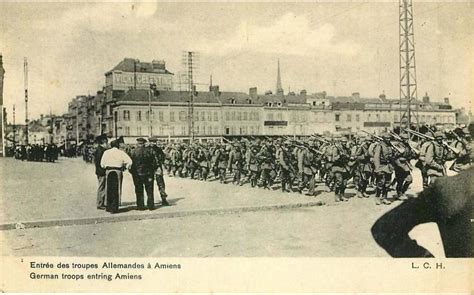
xmin=399 ymin=0 xmax=419 ymax=132
xmin=24 ymin=57 xmax=29 ymax=145
xmin=12 ymin=104 xmax=16 ymax=150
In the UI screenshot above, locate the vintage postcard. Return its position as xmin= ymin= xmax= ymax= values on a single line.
xmin=0 ymin=1 xmax=472 ymax=292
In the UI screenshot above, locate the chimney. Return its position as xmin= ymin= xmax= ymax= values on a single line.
xmin=300 ymin=89 xmax=307 ymax=97
xmin=422 ymin=92 xmax=430 ymax=103
xmin=444 ymin=97 xmax=450 ymax=104
xmin=209 ymin=85 xmax=220 ymax=97
xmin=352 ymin=92 xmax=360 ymax=99
xmin=249 ymin=87 xmax=257 ymax=100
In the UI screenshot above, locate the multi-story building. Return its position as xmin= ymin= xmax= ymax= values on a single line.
xmin=0 ymin=54 xmax=5 ymax=155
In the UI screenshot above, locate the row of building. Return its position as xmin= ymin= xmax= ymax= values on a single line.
xmin=4 ymin=57 xmax=462 ymax=147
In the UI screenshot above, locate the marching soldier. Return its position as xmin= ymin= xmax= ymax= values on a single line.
xmin=258 ymin=142 xmax=274 ymax=189
xmin=425 ymin=131 xmax=450 ymax=185
xmin=278 ymin=141 xmax=293 ymax=192
xmin=197 ymin=144 xmax=211 ymax=181
xmin=330 ymin=137 xmax=349 ymax=202
xmin=449 ymin=128 xmax=471 ymax=172
xmin=215 ymin=144 xmax=229 ymax=183
xmin=354 ymin=136 xmax=372 ymax=198
xmin=373 ymin=133 xmax=394 ymax=205
xmin=392 ymin=133 xmax=413 ymax=200
xmin=246 ymin=144 xmax=260 ymax=187
xmin=415 ymin=131 xmax=434 ymax=189
xmin=228 ymin=143 xmax=244 ymax=185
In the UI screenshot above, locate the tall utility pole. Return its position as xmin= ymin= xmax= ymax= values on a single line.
xmin=183 ymin=51 xmax=198 ymax=142
xmin=24 ymin=57 xmax=29 ymax=145
xmin=399 ymin=0 xmax=419 ymax=131
xmin=12 ymin=104 xmax=16 ymax=150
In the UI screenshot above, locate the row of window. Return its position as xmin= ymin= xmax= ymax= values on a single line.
xmin=224 ymin=125 xmax=261 ymax=135
xmin=224 ymin=111 xmax=260 ymax=121
xmin=121 ymin=110 xmax=219 ymax=123
xmin=334 ymin=112 xmax=455 ymax=124
xmin=121 ymin=125 xmax=222 ymax=137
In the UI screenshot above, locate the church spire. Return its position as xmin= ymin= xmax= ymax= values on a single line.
xmin=276 ymin=58 xmax=283 ymax=95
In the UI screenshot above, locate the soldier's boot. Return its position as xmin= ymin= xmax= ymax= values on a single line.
xmin=375 ymin=191 xmax=382 ymax=205
xmin=381 ymin=192 xmax=392 ymax=205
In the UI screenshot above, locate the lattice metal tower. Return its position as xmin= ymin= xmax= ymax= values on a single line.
xmin=24 ymin=57 xmax=29 ymax=145
xmin=182 ymin=51 xmax=198 ymax=141
xmin=399 ymin=0 xmax=419 ymax=131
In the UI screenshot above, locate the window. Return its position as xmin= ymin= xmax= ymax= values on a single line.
xmin=346 ymin=114 xmax=351 ymax=122
xmin=196 ymin=125 xmax=200 ymax=135
xmin=123 ymin=110 xmax=130 ymax=121
xmin=225 ymin=112 xmax=230 ymax=121
xmin=243 ymin=112 xmax=248 ymax=121
xmin=181 ymin=126 xmax=186 ymax=135
xmin=179 ymin=111 xmax=186 ymax=121
xmin=231 ymin=111 xmax=236 ymax=121
xmin=250 ymin=126 xmax=254 ymax=135
xmin=225 ymin=127 xmax=230 ymax=135
xmin=124 ymin=127 xmax=130 ymax=136
xmin=335 ymin=114 xmax=340 ymax=122
xmin=137 ymin=127 xmax=142 ymax=136
xmin=268 ymin=113 xmax=274 ymax=120
xmin=256 ymin=126 xmax=260 ymax=134
xmin=355 ymin=114 xmax=360 ymax=122
xmin=376 ymin=114 xmax=380 ymax=122
xmin=213 ymin=111 xmax=218 ymax=121
xmin=159 ymin=127 xmax=164 ymax=135
xmin=213 ymin=126 xmax=218 ymax=135
xmin=195 ymin=111 xmax=199 ymax=121
xmin=208 ymin=111 xmax=212 ymax=121
xmin=201 ymin=111 xmax=205 ymax=121
xmin=158 ymin=111 xmax=163 ymax=121
xmin=137 ymin=111 xmax=142 ymax=121
xmin=170 ymin=126 xmax=175 ymax=135
xmin=237 ymin=112 xmax=242 ymax=121
xmin=277 ymin=113 xmax=283 ymax=121
xmin=170 ymin=111 xmax=175 ymax=122
xmin=203 ymin=126 xmax=207 ymax=135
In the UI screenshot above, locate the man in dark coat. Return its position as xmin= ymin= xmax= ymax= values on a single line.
xmin=94 ymin=134 xmax=108 ymax=209
xmin=148 ymin=137 xmax=170 ymax=206
xmin=130 ymin=138 xmax=158 ymax=210
xmin=371 ymin=166 xmax=473 ymax=257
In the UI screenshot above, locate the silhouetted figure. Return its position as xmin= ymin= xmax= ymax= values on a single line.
xmin=371 ymin=167 xmax=473 ymax=257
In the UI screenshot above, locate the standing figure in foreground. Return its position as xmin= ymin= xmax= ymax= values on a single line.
xmin=130 ymin=138 xmax=158 ymax=210
xmin=100 ymin=139 xmax=133 ymax=213
xmin=94 ymin=134 xmax=108 ymax=210
xmin=148 ymin=137 xmax=170 ymax=206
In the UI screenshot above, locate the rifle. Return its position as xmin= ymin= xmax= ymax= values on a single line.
xmin=405 ymin=128 xmax=460 ymax=155
xmin=288 ymin=139 xmax=323 ymax=155
xmin=362 ymin=130 xmax=405 ymax=154
xmin=311 ymin=134 xmax=330 ymax=144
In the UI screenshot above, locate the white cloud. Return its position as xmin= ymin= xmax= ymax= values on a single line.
xmin=198 ymin=12 xmax=360 ymax=57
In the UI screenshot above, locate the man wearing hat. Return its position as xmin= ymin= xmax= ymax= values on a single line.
xmin=246 ymin=144 xmax=261 ymax=187
xmin=373 ymin=132 xmax=394 ymax=205
xmin=130 ymin=138 xmax=158 ymax=210
xmin=415 ymin=131 xmax=435 ymax=189
xmin=148 ymin=137 xmax=170 ymax=206
xmin=278 ymin=141 xmax=294 ymax=192
xmin=329 ymin=137 xmax=350 ymax=202
xmin=94 ymin=134 xmax=108 ymax=209
xmin=425 ymin=131 xmax=449 ymax=185
xmin=352 ymin=135 xmax=371 ymax=198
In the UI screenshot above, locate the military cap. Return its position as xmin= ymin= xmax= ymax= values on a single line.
xmin=136 ymin=137 xmax=147 ymax=143
xmin=117 ymin=136 xmax=125 ymax=144
xmin=434 ymin=131 xmax=445 ymax=139
xmin=148 ymin=136 xmax=159 ymax=142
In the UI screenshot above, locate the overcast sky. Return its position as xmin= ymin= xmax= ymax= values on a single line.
xmin=0 ymin=1 xmax=472 ymax=122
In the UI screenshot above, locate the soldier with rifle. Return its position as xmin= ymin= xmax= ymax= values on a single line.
xmin=228 ymin=142 xmax=245 ymax=185
xmin=372 ymin=132 xmax=394 ymax=205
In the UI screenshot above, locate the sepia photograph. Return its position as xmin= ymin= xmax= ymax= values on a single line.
xmin=0 ymin=0 xmax=472 ymax=292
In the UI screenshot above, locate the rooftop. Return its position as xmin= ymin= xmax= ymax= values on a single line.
xmin=106 ymin=58 xmax=174 ymax=75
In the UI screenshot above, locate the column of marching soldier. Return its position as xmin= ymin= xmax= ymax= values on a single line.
xmin=89 ymin=125 xmax=471 ymax=213
xmin=12 ymin=143 xmax=59 ymax=162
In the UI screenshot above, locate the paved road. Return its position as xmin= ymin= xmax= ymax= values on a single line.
xmin=0 ymin=157 xmax=446 ymax=257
